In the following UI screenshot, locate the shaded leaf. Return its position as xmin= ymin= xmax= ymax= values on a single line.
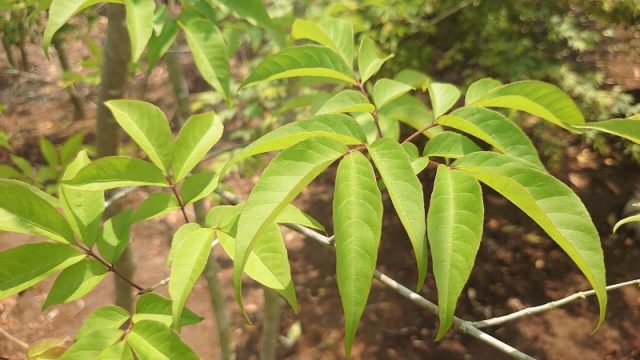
xmin=133 ymin=293 xmax=203 ymax=327
xmin=76 ymin=306 xmax=130 ymax=339
xmin=166 ymin=223 xmax=201 ymax=266
xmin=179 ymin=172 xmax=219 ymax=205
xmin=613 ymin=214 xmax=640 ymax=233
xmin=133 ymin=192 xmax=179 ymax=223
xmin=39 ymin=137 xmax=59 ymax=168
xmin=95 ymin=341 xmax=133 ymax=360
xmin=394 ymin=69 xmax=430 ymax=91
xmin=60 ymin=133 xmax=85 ymax=166
xmin=147 ymin=7 xmax=178 ymax=70
xmin=60 ymin=329 xmax=123 ymax=360
xmin=43 ymin=259 xmax=107 ymax=309
xmin=97 ymin=209 xmax=134 ymax=263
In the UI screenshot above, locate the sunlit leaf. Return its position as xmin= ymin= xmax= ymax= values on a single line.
xmin=291 ymin=18 xmax=354 ymax=66
xmin=573 ymin=118 xmax=640 ymax=145
xmin=428 ymin=82 xmax=461 ymax=119
xmin=373 ymin=78 xmax=413 ymax=110
xmin=133 ymin=192 xmax=179 ymax=223
xmin=127 ymin=320 xmax=198 ymax=360
xmin=76 ymin=306 xmax=130 ymax=339
xmin=315 ymin=90 xmax=374 ymax=115
xmin=124 ymin=0 xmax=156 ymax=62
xmin=97 ymin=209 xmax=133 ymax=263
xmin=95 ymin=341 xmax=133 ymax=360
xmin=357 ymin=36 xmax=392 ymax=83
xmin=43 ymin=259 xmax=108 ymax=309
xmin=179 ymin=172 xmax=219 ymax=205
xmin=172 ymin=111 xmax=223 ymax=182
xmin=64 ymin=156 xmax=169 ymax=190
xmin=465 ymin=77 xmax=502 ymax=105
xmin=60 ymin=329 xmax=124 ymax=360
xmin=424 ymin=131 xmax=481 ymax=159
xmin=133 ymin=293 xmax=203 ymax=327
xmin=147 ymin=6 xmax=178 ymax=70
xmin=44 ymin=0 xmax=102 ymax=53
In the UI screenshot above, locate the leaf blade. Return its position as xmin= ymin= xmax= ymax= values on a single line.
xmin=172 ymin=111 xmax=223 ymax=182
xmin=63 ymin=156 xmax=169 ymax=191
xmin=43 ymin=259 xmax=108 ymax=309
xmin=124 ymin=0 xmax=156 ymax=62
xmin=573 ymin=118 xmax=640 ymax=145
xmin=127 ymin=320 xmax=199 ymax=360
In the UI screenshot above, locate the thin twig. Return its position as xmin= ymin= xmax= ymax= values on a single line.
xmin=214 ymin=188 xmax=534 ymax=360
xmin=0 ymin=325 xmax=28 ymax=350
xmin=402 ymin=121 xmax=438 ymax=144
xmin=472 ymin=278 xmax=640 ymax=328
xmin=356 ymin=81 xmax=383 ymax=138
xmin=167 ymin=176 xmax=190 ymax=223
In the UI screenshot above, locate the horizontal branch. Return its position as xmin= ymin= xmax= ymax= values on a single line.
xmin=214 ymin=189 xmax=534 ymax=360
xmin=472 ymin=278 xmax=640 ymax=328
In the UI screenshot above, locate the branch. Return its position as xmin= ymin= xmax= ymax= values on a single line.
xmin=356 ymin=81 xmax=383 ymax=138
xmin=472 ymin=278 xmax=640 ymax=328
xmin=214 ymin=189 xmax=534 ymax=360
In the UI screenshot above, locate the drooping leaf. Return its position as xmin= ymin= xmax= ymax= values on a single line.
xmin=315 ymin=90 xmax=374 ymax=115
xmin=180 ymin=18 xmax=231 ymax=102
xmin=124 ymin=0 xmax=156 ymax=62
xmin=373 ymin=78 xmax=414 ymax=110
xmin=613 ymin=214 xmax=640 ymax=233
xmin=169 ymin=227 xmax=215 ymax=331
xmin=423 ymin=131 xmax=481 ymax=159
xmin=43 ymin=259 xmax=108 ymax=309
xmin=0 ymin=179 xmax=74 ymax=243
xmin=234 ymin=138 xmax=347 ymax=313
xmin=0 ymin=243 xmax=85 ymax=300
xmin=428 ymin=165 xmax=483 ymax=339
xmin=105 ymin=100 xmax=174 ymax=172
xmin=428 ymin=82 xmax=461 ymax=119
xmin=76 ymin=306 xmax=130 ymax=339
xmin=97 ymin=209 xmax=134 ymax=264
xmin=291 ymin=18 xmax=354 ymax=66
xmin=95 ymin=341 xmax=134 ymax=360
xmin=179 ymin=172 xmax=219 ymax=205
xmin=465 ymin=77 xmax=502 ymax=105
xmin=127 ymin=320 xmax=198 ymax=360
xmin=573 ymin=118 xmax=640 ymax=144
xmin=454 ymin=151 xmax=607 ymax=326
xmin=43 ymin=0 xmax=100 ymax=53
xmin=59 ymin=329 xmax=124 ymax=360
xmin=132 ymin=192 xmax=180 ymax=223
xmin=357 ymin=36 xmax=392 ymax=83
xmin=39 ymin=137 xmax=59 ymax=168
xmin=368 ymin=139 xmax=427 ymax=290
xmin=64 ymin=156 xmax=169 ymax=190
xmin=172 ymin=112 xmax=223 ymax=182
xmin=133 ymin=293 xmax=203 ymax=327
xmin=242 ymin=45 xmax=357 ymax=88
xmin=166 ymin=223 xmax=202 ymax=266
xmin=468 ymin=80 xmax=585 ymax=128
xmin=437 ymin=107 xmax=544 ymax=168
xmin=147 ymin=7 xmax=178 ymax=70
xmin=333 ymin=152 xmax=383 ymax=355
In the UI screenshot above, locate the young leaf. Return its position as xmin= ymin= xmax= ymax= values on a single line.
xmin=454 ymin=151 xmax=607 ymax=326
xmin=172 ymin=111 xmax=223 ymax=182
xmin=169 ymin=227 xmax=215 ymax=331
xmin=234 ymin=138 xmax=347 ymax=314
xmin=63 ymin=156 xmax=169 ymax=190
xmin=43 ymin=0 xmax=97 ymax=53
xmin=97 ymin=209 xmax=134 ymax=264
xmin=315 ymin=90 xmax=375 ymax=115
xmin=424 ymin=131 xmax=481 ymax=159
xmin=179 ymin=172 xmax=219 ymax=205
xmin=368 ymin=139 xmax=427 ymax=290
xmin=333 ymin=152 xmax=383 ymax=355
xmin=105 ymin=100 xmax=174 ymax=172
xmin=428 ymin=82 xmax=461 ymax=119
xmin=357 ymin=36 xmax=393 ymax=84
xmin=373 ymin=78 xmax=414 ymax=110
xmin=132 ymin=192 xmax=180 ymax=223
xmin=124 ymin=0 xmax=156 ymax=62
xmin=613 ymin=214 xmax=640 ymax=233
xmin=573 ymin=118 xmax=640 ymax=144
xmin=180 ymin=18 xmax=231 ymax=102
xmin=218 ymin=227 xmax=298 ymax=312
xmin=59 ymin=329 xmax=124 ymax=360
xmin=465 ymin=77 xmax=502 ymax=105
xmin=428 ymin=165 xmax=483 ymax=339
xmin=43 ymin=259 xmax=108 ymax=309
xmin=127 ymin=320 xmax=198 ymax=360
xmin=0 ymin=243 xmax=85 ymax=300
xmin=0 ymin=179 xmax=74 ymax=243
xmin=147 ymin=7 xmax=178 ymax=70
xmin=242 ymin=45 xmax=357 ymax=88
xmin=76 ymin=306 xmax=130 ymax=339
xmin=39 ymin=137 xmax=59 ymax=168
xmin=291 ymin=18 xmax=354 ymax=66
xmin=95 ymin=341 xmax=134 ymax=360
xmin=467 ymin=80 xmax=585 ymax=129
xmin=133 ymin=293 xmax=203 ymax=327
xmin=437 ymin=107 xmax=544 ymax=169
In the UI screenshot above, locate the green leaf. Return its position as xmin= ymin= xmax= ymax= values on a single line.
xmin=0 ymin=131 xmax=11 ymax=150
xmin=133 ymin=293 xmax=203 ymax=327
xmin=465 ymin=77 xmax=502 ymax=105
xmin=147 ymin=7 xmax=178 ymax=70
xmin=277 ymin=205 xmax=325 ymax=231
xmin=172 ymin=112 xmax=223 ymax=182
xmin=368 ymin=139 xmax=427 ymax=290
xmin=428 ymin=165 xmax=483 ymax=339
xmin=0 ymin=243 xmax=85 ymax=300
xmin=333 ymin=152 xmax=383 ymax=355
xmin=105 ymin=100 xmax=174 ymax=172
xmin=0 ymin=179 xmax=74 ymax=243
xmin=402 ymin=143 xmax=430 ymax=175
xmin=169 ymin=227 xmax=215 ymax=331
xmin=234 ymin=138 xmax=347 ymax=314
xmin=628 ymin=113 xmax=640 ymax=120
xmin=205 ymin=205 xmax=243 ymax=231
xmin=11 ymin=155 xmax=33 ymax=177
xmin=179 ymin=171 xmax=219 ymax=205
xmin=60 ymin=151 xmax=104 ymax=246
xmin=573 ymin=118 xmax=640 ymax=145
xmin=124 ymin=0 xmax=155 ymax=62
xmin=378 ymin=95 xmax=434 ymax=133
xmin=373 ymin=78 xmax=413 ymax=110
xmin=454 ymin=151 xmax=607 ymax=326
xmin=428 ymin=82 xmax=461 ymax=119
xmin=218 ymin=226 xmax=298 ymax=312
xmin=166 ymin=223 xmax=202 ymax=266
xmin=394 ymin=69 xmax=430 ymax=91
xmin=133 ymin=192 xmax=179 ymax=223
xmin=424 ymin=131 xmax=481 ymax=159
xmin=315 ymin=90 xmax=374 ymax=115
xmin=39 ymin=137 xmax=59 ymax=168
xmin=64 ymin=156 xmax=169 ymax=190
xmin=216 ymin=0 xmax=284 ymax=46
xmin=97 ymin=209 xmax=134 ymax=263
xmin=437 ymin=107 xmax=544 ymax=168
xmin=60 ymin=329 xmax=124 ymax=360
xmin=180 ymin=18 xmax=232 ymax=102
xmin=242 ymin=45 xmax=357 ymax=88
xmin=357 ymin=36 xmax=392 ymax=84
xmin=95 ymin=341 xmax=134 ymax=360
xmin=468 ymin=80 xmax=585 ymax=128
xmin=43 ymin=259 xmax=108 ymax=309
xmin=60 ymin=133 xmax=85 ymax=166
xmin=27 ymin=338 xmax=67 ymax=359
xmin=0 ymin=165 xmax=21 ymax=179
xmin=291 ymin=18 xmax=354 ymax=66
xmin=43 ymin=0 xmax=100 ymax=53
xmin=613 ymin=214 xmax=640 ymax=233
xmin=76 ymin=306 xmax=130 ymax=339
xmin=127 ymin=320 xmax=198 ymax=360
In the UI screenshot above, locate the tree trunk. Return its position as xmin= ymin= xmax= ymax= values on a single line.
xmin=17 ymin=22 xmax=28 ymax=70
xmin=260 ymin=289 xmax=283 ymax=360
xmin=52 ymin=38 xmax=85 ymax=120
xmin=1 ymin=35 xmax=16 ymax=68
